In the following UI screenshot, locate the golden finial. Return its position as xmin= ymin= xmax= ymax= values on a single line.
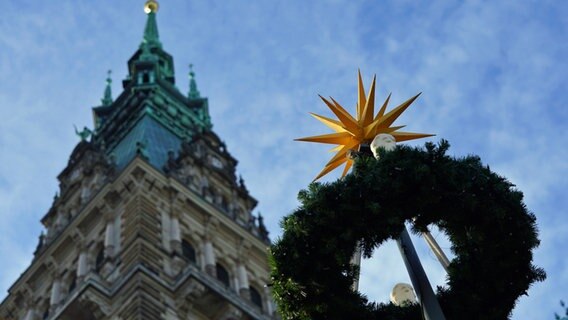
xmin=144 ymin=0 xmax=159 ymax=14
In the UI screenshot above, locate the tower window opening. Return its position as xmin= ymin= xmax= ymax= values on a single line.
xmin=68 ymin=275 xmax=77 ymax=293
xmin=250 ymin=286 xmax=263 ymax=310
xmin=182 ymin=240 xmax=196 ymax=264
xmin=216 ymin=263 xmax=230 ymax=288
xmin=220 ymin=197 xmax=229 ymax=212
xmin=143 ymin=71 xmax=150 ymax=83
xmin=95 ymin=247 xmax=105 ymax=272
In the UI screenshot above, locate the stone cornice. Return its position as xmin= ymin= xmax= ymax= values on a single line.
xmin=50 ymin=263 xmax=272 ymax=320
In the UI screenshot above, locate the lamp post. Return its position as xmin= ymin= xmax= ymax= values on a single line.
xmin=397 ymin=226 xmax=446 ymax=320
xmin=363 ymin=140 xmax=446 ymax=320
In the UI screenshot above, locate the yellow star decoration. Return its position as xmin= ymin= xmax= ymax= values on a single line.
xmin=296 ymin=71 xmax=434 ymax=181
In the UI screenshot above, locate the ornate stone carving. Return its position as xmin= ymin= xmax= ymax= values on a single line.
xmin=78 ymin=291 xmax=111 ymax=317
xmin=215 ymin=304 xmax=243 ymax=320
xmin=175 ymin=279 xmax=207 ymax=316
xmin=163 ymin=150 xmax=181 ymax=174
xmin=182 ymin=279 xmax=206 ymax=300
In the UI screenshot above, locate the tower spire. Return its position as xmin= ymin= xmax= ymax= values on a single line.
xmin=101 ymin=70 xmax=113 ymax=106
xmin=141 ymin=0 xmax=162 ymax=49
xmin=188 ymin=64 xmax=201 ymax=100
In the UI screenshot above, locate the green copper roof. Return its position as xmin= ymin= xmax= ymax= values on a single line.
xmin=126 ymin=6 xmax=174 ymax=86
xmin=141 ymin=11 xmax=162 ymax=49
xmin=110 ymin=115 xmax=183 ymax=170
xmin=91 ymin=4 xmax=211 ymax=171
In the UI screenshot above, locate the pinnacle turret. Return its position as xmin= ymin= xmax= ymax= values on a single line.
xmin=125 ymin=0 xmax=174 ymax=86
xmin=188 ymin=64 xmax=201 ymax=100
xmin=101 ymin=70 xmax=113 ymax=106
xmin=141 ymin=0 xmax=162 ymax=49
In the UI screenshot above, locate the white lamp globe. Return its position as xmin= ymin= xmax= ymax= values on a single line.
xmin=370 ymin=133 xmax=396 ymax=159
xmin=390 ymin=283 xmax=417 ymax=306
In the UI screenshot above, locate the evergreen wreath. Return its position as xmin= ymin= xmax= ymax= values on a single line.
xmin=270 ymin=140 xmax=545 ymax=320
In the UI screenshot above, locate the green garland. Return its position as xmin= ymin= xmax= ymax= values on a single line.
xmin=270 ymin=141 xmax=545 ymax=320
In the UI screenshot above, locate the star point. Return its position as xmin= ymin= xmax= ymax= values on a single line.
xmin=297 ymin=71 xmax=434 ymax=181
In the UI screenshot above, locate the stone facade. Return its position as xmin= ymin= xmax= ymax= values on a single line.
xmin=0 ymin=156 xmax=275 ymax=319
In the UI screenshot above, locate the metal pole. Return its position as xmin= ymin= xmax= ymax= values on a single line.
xmin=350 ymin=144 xmax=369 ymax=292
xmin=351 ymin=244 xmax=363 ymax=290
xmin=350 ymin=143 xmax=445 ymax=317
xmin=422 ymin=229 xmax=450 ymax=272
xmin=397 ymin=226 xmax=446 ymax=320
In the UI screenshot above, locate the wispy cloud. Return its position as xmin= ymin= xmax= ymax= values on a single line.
xmin=0 ymin=1 xmax=566 ymax=318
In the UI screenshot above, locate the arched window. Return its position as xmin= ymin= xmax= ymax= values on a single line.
xmin=250 ymin=286 xmax=263 ymax=310
xmin=216 ymin=263 xmax=230 ymax=288
xmin=182 ymin=239 xmax=196 ymax=264
xmin=220 ymin=196 xmax=229 ymax=212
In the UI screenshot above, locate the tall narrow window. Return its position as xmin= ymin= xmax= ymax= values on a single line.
xmin=95 ymin=247 xmax=104 ymax=272
xmin=68 ymin=275 xmax=77 ymax=293
xmin=250 ymin=286 xmax=263 ymax=310
xmin=216 ymin=263 xmax=230 ymax=288
xmin=182 ymin=239 xmax=196 ymax=264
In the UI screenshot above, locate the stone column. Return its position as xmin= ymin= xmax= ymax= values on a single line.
xmin=104 ymin=213 xmax=115 ymax=258
xmin=80 ymin=181 xmax=91 ymax=204
xmin=161 ymin=209 xmax=171 ymax=251
xmin=169 ymin=210 xmax=185 ymax=277
xmin=170 ymin=211 xmax=182 ymax=254
xmin=237 ymin=262 xmax=250 ymax=298
xmin=50 ymin=276 xmax=62 ymax=307
xmin=203 ymin=217 xmax=218 ymax=276
xmin=54 ymin=211 xmax=66 ymax=232
xmin=203 ymin=239 xmax=216 ymax=276
xmin=77 ymin=250 xmax=89 ymax=280
xmin=24 ymin=308 xmax=38 ymax=320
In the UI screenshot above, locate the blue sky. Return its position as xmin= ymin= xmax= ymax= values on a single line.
xmin=0 ymin=1 xmax=566 ymax=318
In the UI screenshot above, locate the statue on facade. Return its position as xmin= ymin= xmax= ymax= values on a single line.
xmin=136 ymin=140 xmax=149 ymax=160
xmin=247 ymin=215 xmax=256 ymax=231
xmin=258 ymin=213 xmax=269 ymax=241
xmin=164 ymin=150 xmax=181 ymax=173
xmin=33 ymin=232 xmax=46 ymax=255
xmin=74 ymin=125 xmax=93 ymax=142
